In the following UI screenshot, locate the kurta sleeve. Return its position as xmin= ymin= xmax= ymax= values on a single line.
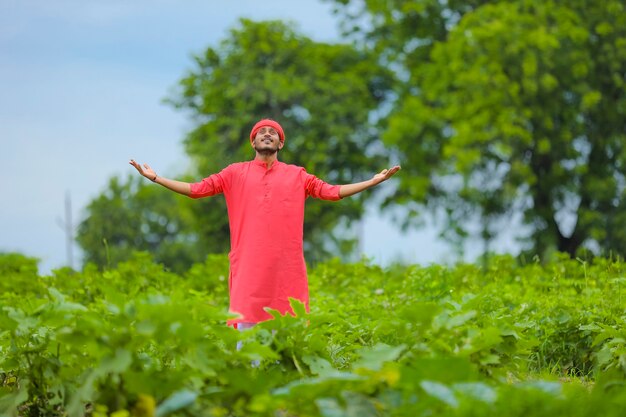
xmin=304 ymin=172 xmax=342 ymax=201
xmin=189 ymin=166 xmax=232 ymax=199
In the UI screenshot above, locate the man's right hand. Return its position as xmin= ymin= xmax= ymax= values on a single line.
xmin=129 ymin=159 xmax=193 ymax=196
xmin=129 ymin=159 xmax=156 ymax=181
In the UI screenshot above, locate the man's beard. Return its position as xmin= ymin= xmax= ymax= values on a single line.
xmin=253 ymin=143 xmax=280 ymax=155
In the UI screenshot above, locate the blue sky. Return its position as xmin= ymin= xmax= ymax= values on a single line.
xmin=1 ymin=0 xmax=509 ymax=273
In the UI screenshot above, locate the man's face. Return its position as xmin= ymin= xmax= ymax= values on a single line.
xmin=253 ymin=126 xmax=283 ymax=154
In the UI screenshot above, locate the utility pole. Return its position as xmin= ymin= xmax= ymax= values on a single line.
xmin=57 ymin=191 xmax=74 ymax=269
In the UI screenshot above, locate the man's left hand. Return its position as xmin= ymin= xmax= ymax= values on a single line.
xmin=372 ymin=165 xmax=401 ymax=185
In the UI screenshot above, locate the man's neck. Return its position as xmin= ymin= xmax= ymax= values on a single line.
xmin=254 ymin=152 xmax=279 ymax=168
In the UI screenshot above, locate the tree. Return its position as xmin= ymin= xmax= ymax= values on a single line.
xmin=78 ymin=19 xmax=393 ymax=270
xmin=330 ymin=0 xmax=626 ymax=258
xmin=76 ymin=176 xmax=204 ymax=272
xmin=167 ymin=18 xmax=393 ymax=262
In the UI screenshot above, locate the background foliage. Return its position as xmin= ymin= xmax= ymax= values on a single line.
xmin=78 ymin=19 xmax=393 ymax=271
xmin=78 ymin=1 xmax=626 ymax=269
xmin=328 ymin=0 xmax=626 ymax=258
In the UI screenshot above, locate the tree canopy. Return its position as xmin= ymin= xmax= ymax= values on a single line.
xmin=168 ymin=18 xmax=393 ymax=262
xmin=329 ymin=0 xmax=626 ymax=258
xmin=76 ymin=176 xmax=204 ymax=272
xmin=78 ymin=2 xmax=626 ymax=267
xmin=78 ymin=19 xmax=393 ymax=270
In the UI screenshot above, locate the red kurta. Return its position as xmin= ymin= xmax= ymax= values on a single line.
xmin=189 ymin=160 xmax=341 ymax=325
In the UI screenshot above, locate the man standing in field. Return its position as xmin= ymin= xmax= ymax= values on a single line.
xmin=130 ymin=119 xmax=400 ymax=328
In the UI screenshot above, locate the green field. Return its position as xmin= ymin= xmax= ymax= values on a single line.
xmin=2 ymin=252 xmax=626 ymax=416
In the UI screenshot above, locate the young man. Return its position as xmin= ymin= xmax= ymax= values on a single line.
xmin=130 ymin=119 xmax=400 ymax=328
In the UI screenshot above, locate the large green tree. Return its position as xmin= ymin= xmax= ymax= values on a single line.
xmin=167 ymin=18 xmax=393 ymax=262
xmin=330 ymin=0 xmax=626 ymax=258
xmin=78 ymin=19 xmax=393 ymax=270
xmin=77 ymin=176 xmax=205 ymax=272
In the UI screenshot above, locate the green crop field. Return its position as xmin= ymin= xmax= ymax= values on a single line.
xmin=2 ymin=252 xmax=626 ymax=416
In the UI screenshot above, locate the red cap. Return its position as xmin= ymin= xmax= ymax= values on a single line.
xmin=249 ymin=119 xmax=285 ymax=143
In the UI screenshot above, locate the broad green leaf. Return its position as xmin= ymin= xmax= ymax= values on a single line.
xmin=273 ymin=372 xmax=364 ymax=396
xmin=303 ymin=355 xmax=334 ymax=376
xmin=98 ymin=348 xmax=132 ymax=374
xmin=353 ymin=343 xmax=406 ymax=371
xmin=155 ymin=390 xmax=197 ymax=417
xmin=453 ymin=382 xmax=497 ymax=403
xmin=315 ymin=398 xmax=343 ymax=417
xmin=0 ymin=384 xmax=28 ymax=415
xmin=420 ymin=380 xmax=459 ymax=408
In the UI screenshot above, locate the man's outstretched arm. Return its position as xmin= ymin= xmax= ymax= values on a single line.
xmin=129 ymin=159 xmax=191 ymax=196
xmin=339 ymin=165 xmax=401 ymax=198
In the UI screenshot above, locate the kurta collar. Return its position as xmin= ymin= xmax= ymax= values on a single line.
xmin=252 ymin=159 xmax=282 ymax=169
